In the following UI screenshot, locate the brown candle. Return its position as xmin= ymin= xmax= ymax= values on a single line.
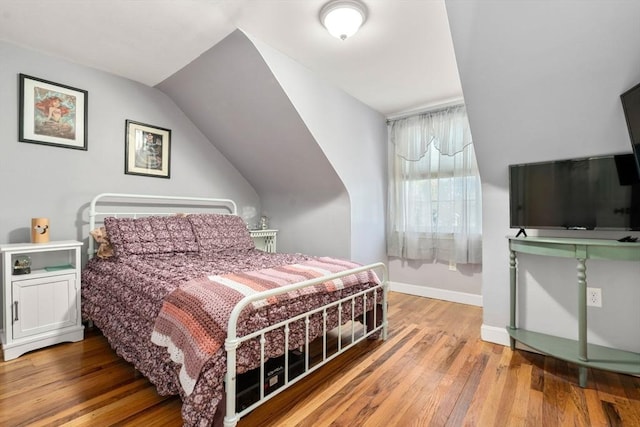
xmin=31 ymin=217 xmax=50 ymax=243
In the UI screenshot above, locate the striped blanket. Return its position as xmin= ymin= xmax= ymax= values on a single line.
xmin=150 ymin=257 xmax=380 ymax=395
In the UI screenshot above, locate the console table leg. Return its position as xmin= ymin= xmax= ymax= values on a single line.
xmin=509 ymin=250 xmax=517 ymax=350
xmin=577 ymin=257 xmax=589 ymax=388
xmin=579 ymin=366 xmax=588 ymax=388
xmin=577 ymin=258 xmax=587 ymax=363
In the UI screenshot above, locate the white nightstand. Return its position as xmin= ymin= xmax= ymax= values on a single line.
xmin=249 ymin=229 xmax=278 ymax=253
xmin=0 ymin=240 xmax=84 ymax=360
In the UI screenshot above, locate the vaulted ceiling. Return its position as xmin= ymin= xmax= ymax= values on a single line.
xmin=0 ymin=0 xmax=463 ymax=116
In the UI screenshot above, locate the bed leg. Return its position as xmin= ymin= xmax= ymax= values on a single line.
xmin=223 ymin=417 xmax=238 ymax=427
xmin=382 ymin=299 xmax=388 ymax=341
xmin=224 ymin=338 xmax=240 ymax=427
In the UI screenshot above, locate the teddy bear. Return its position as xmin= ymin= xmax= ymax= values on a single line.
xmin=90 ymin=226 xmax=114 ymax=259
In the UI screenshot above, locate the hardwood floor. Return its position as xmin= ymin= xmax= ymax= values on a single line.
xmin=1 ymin=292 xmax=638 ymax=426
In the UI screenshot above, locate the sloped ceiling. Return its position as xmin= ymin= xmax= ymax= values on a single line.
xmin=157 ymin=30 xmax=344 ymax=197
xmin=0 ymin=0 xmax=462 ymax=116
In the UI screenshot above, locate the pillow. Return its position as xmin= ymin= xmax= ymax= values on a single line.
xmin=104 ymin=215 xmax=199 ymax=257
xmin=89 ymin=226 xmax=114 ymax=259
xmin=187 ymin=213 xmax=255 ymax=253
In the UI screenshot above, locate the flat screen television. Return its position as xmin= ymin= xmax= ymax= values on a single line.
xmin=509 ymin=154 xmax=640 ymax=231
xmin=621 ymin=82 xmax=640 ymax=174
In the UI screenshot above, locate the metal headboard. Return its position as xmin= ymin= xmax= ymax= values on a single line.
xmin=88 ymin=193 xmax=238 ymax=258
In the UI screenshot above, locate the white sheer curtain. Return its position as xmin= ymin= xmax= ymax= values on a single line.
xmin=387 ymin=105 xmax=482 ymax=263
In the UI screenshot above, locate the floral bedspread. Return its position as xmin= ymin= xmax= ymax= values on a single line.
xmin=82 ymin=250 xmax=379 ymax=426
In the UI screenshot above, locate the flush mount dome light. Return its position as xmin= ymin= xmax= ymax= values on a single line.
xmin=320 ymin=0 xmax=367 ymax=40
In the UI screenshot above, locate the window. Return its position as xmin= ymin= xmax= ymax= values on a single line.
xmin=387 ymin=105 xmax=482 ymax=263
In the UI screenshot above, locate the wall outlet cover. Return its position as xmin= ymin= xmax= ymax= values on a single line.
xmin=586 ymin=287 xmax=602 ymax=307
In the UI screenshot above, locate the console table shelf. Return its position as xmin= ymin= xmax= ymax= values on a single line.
xmin=508 ymin=236 xmax=640 ymax=387
xmin=507 ymin=329 xmax=640 ymax=375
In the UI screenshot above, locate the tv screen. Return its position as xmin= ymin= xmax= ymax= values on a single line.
xmin=509 ymin=154 xmax=640 ymax=231
xmin=621 ymin=82 xmax=640 ymax=174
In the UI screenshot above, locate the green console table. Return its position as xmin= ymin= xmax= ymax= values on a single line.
xmin=507 ymin=236 xmax=640 ymax=387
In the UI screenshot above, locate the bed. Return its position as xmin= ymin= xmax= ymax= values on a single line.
xmin=81 ymin=193 xmax=388 ymax=427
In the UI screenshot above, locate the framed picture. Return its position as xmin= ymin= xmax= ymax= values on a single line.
xmin=125 ymin=120 xmax=171 ymax=178
xmin=19 ymin=73 xmax=88 ymax=150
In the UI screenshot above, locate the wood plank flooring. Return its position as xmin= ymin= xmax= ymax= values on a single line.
xmin=1 ymin=292 xmax=638 ymax=426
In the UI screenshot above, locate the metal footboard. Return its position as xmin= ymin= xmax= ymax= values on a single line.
xmin=223 ymin=262 xmax=388 ymax=427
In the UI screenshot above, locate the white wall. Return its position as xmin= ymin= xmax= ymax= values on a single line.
xmin=261 ymin=190 xmax=351 ymax=260
xmin=249 ymin=34 xmax=388 ymax=266
xmin=446 ymin=1 xmax=640 ymax=352
xmin=157 ymin=31 xmax=352 ymax=259
xmin=0 ymin=41 xmax=259 ymax=256
xmin=388 ymin=259 xmax=482 ymax=306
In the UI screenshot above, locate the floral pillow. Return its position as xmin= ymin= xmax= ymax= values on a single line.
xmin=187 ymin=213 xmax=255 ymax=253
xmin=104 ymin=215 xmax=199 ymax=257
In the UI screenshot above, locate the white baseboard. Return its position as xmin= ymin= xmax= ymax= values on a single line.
xmin=480 ymin=324 xmax=511 ymax=347
xmin=481 ymin=324 xmax=549 ymax=354
xmin=389 ymin=281 xmax=483 ymax=307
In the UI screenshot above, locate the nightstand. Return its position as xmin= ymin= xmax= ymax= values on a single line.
xmin=249 ymin=229 xmax=278 ymax=253
xmin=0 ymin=240 xmax=84 ymax=360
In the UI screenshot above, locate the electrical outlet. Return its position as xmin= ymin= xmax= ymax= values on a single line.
xmin=449 ymin=261 xmax=457 ymax=271
xmin=586 ymin=287 xmax=602 ymax=307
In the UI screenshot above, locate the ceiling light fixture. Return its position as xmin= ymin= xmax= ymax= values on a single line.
xmin=320 ymin=0 xmax=367 ymax=41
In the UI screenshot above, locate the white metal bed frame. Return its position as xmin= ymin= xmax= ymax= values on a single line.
xmin=86 ymin=193 xmax=388 ymax=427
